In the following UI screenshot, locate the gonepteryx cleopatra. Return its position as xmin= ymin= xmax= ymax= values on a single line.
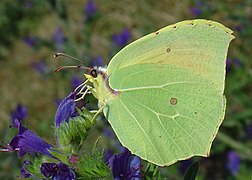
xmin=58 ymin=19 xmax=234 ymax=166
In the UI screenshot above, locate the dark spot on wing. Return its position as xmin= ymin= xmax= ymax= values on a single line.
xmin=155 ymin=31 xmax=159 ymax=35
xmin=166 ymin=48 xmax=171 ymax=53
xmin=170 ymin=98 xmax=177 ymax=105
xmin=194 ymin=111 xmax=197 ymax=114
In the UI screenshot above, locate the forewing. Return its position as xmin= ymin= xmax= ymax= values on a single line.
xmin=107 ymin=19 xmax=234 ymax=92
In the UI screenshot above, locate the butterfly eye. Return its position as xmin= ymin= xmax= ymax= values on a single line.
xmin=90 ymin=69 xmax=98 ymax=78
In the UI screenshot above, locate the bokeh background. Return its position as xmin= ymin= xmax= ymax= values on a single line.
xmin=0 ymin=0 xmax=251 ymax=179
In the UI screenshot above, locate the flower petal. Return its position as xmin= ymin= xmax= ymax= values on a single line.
xmin=40 ymin=163 xmax=57 ymax=178
xmin=85 ymin=0 xmax=97 ymax=20
xmin=109 ymin=147 xmax=141 ymax=179
xmin=55 ymin=92 xmax=77 ymax=128
xmin=9 ymin=122 xmax=53 ymax=158
xmin=20 ymin=161 xmax=32 ymax=178
xmin=41 ymin=162 xmax=76 ymax=180
xmin=227 ymin=150 xmax=240 ymax=175
xmin=11 ymin=104 xmax=28 ymax=127
xmin=112 ymin=28 xmax=131 ymax=47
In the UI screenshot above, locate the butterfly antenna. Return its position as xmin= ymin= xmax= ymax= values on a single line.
xmin=54 ymin=65 xmax=90 ymax=73
xmin=54 ymin=52 xmax=90 ymax=67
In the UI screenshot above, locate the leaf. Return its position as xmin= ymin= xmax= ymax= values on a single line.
xmin=143 ymin=163 xmax=161 ymax=180
xmin=183 ymin=161 xmax=199 ymax=180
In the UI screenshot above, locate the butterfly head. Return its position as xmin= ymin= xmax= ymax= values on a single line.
xmin=84 ymin=66 xmax=107 ymax=82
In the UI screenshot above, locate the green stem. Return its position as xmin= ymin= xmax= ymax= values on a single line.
xmin=217 ymin=131 xmax=252 ymax=160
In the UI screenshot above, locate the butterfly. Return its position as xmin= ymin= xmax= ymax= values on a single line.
xmin=56 ymin=19 xmax=234 ymax=166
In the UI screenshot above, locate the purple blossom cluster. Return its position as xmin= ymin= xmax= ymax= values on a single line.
xmin=227 ymin=151 xmax=240 ymax=175
xmin=1 ymin=91 xmax=142 ymax=179
xmin=85 ymin=0 xmax=97 ymax=21
xmin=112 ymin=28 xmax=131 ymax=47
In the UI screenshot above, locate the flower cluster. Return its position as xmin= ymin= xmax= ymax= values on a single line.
xmin=1 ymin=91 xmax=142 ymax=179
xmin=109 ymin=147 xmax=141 ymax=180
xmin=227 ymin=150 xmax=240 ymax=175
xmin=41 ymin=162 xmax=76 ymax=179
xmin=85 ymin=0 xmax=97 ymax=21
xmin=112 ymin=28 xmax=131 ymax=47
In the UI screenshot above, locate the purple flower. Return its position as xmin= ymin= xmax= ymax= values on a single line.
xmin=246 ymin=123 xmax=252 ymax=139
xmin=233 ymin=59 xmax=243 ymax=67
xmin=226 ymin=58 xmax=243 ymax=73
xmin=54 ymin=98 xmax=62 ymax=107
xmin=109 ymin=147 xmax=141 ymax=180
xmin=10 ymin=104 xmax=28 ymax=127
xmin=103 ymin=127 xmax=116 ymax=139
xmin=23 ymin=1 xmax=33 ymax=9
xmin=227 ymin=150 xmax=240 ymax=175
xmin=112 ymin=28 xmax=131 ymax=47
xmin=178 ymin=159 xmax=193 ymax=175
xmin=103 ymin=149 xmax=114 ymax=164
xmin=234 ymin=25 xmax=243 ymax=32
xmin=23 ymin=36 xmax=37 ymax=47
xmin=69 ymin=155 xmax=79 ymax=165
xmin=91 ymin=56 xmax=103 ymax=67
xmin=52 ymin=27 xmax=65 ymax=51
xmin=7 ymin=120 xmax=54 ymax=158
xmin=85 ymin=0 xmax=97 ymax=21
xmin=71 ymin=76 xmax=83 ymax=90
xmin=55 ymin=92 xmax=78 ymax=128
xmin=20 ymin=161 xmax=32 ymax=178
xmin=32 ymin=60 xmax=48 ymax=76
xmin=52 ymin=27 xmax=65 ymax=45
xmin=40 ymin=162 xmax=76 ymax=180
xmin=190 ymin=7 xmax=202 ymax=16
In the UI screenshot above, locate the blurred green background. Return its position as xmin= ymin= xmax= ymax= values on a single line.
xmin=0 ymin=0 xmax=251 ymax=179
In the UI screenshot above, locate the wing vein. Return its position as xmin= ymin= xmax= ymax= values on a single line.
xmin=118 ymin=98 xmax=164 ymax=163
xmin=119 ymin=81 xmax=207 ymax=92
xmin=133 ymin=100 xmax=188 ymax=157
xmin=134 ymin=99 xmax=205 ymax=155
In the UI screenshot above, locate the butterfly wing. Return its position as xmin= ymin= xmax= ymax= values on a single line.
xmin=102 ymin=19 xmax=234 ymax=166
xmin=107 ymin=19 xmax=234 ymax=92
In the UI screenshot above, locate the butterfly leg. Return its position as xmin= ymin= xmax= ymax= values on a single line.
xmin=74 ymin=79 xmax=89 ymax=92
xmin=90 ymin=103 xmax=106 ymax=123
xmin=74 ymin=80 xmax=94 ymax=101
xmin=75 ymin=88 xmax=91 ymax=101
xmin=87 ymin=85 xmax=99 ymax=99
